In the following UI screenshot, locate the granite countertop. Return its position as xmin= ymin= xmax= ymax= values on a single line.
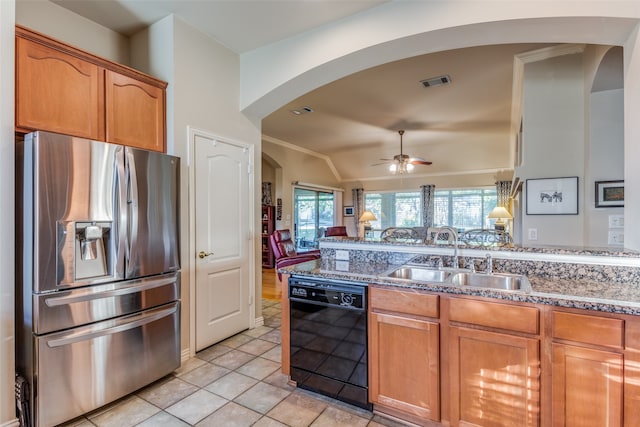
xmin=281 ymin=258 xmax=640 ymax=316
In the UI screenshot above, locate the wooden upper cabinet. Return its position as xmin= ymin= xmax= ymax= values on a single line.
xmin=16 ymin=36 xmax=104 ymax=140
xmin=105 ymin=70 xmax=165 ymax=152
xmin=15 ymin=26 xmax=167 ymax=152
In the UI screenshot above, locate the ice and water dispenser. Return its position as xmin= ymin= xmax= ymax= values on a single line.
xmin=74 ymin=221 xmax=112 ymax=280
xmin=57 ymin=220 xmax=115 ymax=284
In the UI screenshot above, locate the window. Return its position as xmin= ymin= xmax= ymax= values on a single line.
xmin=294 ymin=188 xmax=334 ymax=250
xmin=434 ymin=188 xmax=497 ymax=230
xmin=364 ymin=191 xmax=421 ymax=232
xmin=364 ymin=188 xmax=497 ymax=233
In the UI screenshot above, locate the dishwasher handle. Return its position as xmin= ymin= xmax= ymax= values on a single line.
xmin=289 ymin=281 xmax=366 ymax=311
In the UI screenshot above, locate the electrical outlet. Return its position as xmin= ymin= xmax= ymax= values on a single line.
xmin=335 ymin=250 xmax=349 ymax=261
xmin=609 ymin=214 xmax=624 ymax=228
xmin=528 ymin=228 xmax=538 ymax=240
xmin=608 ymin=230 xmax=624 ymax=245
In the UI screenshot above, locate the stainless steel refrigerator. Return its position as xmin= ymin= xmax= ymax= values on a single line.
xmin=15 ymin=131 xmax=181 ymax=427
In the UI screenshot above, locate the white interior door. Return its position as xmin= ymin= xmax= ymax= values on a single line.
xmin=193 ymin=130 xmax=253 ymax=351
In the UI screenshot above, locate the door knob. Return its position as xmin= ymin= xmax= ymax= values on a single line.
xmin=198 ymin=251 xmax=213 ymax=259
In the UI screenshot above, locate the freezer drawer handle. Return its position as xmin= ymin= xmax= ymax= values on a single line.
xmin=47 ymin=305 xmax=177 ymax=347
xmin=45 ymin=276 xmax=177 ymax=307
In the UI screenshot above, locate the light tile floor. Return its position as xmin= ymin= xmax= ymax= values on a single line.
xmin=59 ymin=299 xmax=409 ymax=427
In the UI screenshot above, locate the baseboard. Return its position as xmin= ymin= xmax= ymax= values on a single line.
xmin=0 ymin=418 xmax=19 ymax=427
xmin=181 ymin=348 xmax=191 ymax=363
xmin=254 ymin=316 xmax=264 ymax=327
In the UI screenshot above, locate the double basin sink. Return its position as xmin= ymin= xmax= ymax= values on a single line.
xmin=386 ymin=265 xmax=531 ymax=292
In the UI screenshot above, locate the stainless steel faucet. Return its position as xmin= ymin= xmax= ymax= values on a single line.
xmin=485 ymin=253 xmax=493 ymax=274
xmin=437 ymin=226 xmax=459 ymax=268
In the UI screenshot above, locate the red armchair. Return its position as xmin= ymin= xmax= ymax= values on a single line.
xmin=325 ymin=226 xmax=348 ymax=237
xmin=269 ymin=229 xmax=320 ymax=280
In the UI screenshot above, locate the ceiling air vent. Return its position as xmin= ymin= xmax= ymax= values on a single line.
xmin=420 ymin=74 xmax=452 ymax=88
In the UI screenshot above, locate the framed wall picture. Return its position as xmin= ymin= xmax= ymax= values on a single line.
xmin=526 ymin=176 xmax=578 ymax=215
xmin=343 ymin=206 xmax=354 ymax=217
xmin=595 ymin=180 xmax=624 ymax=208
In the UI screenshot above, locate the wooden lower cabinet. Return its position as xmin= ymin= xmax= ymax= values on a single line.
xmin=369 ymin=311 xmax=440 ymax=422
xmin=368 ymin=286 xmax=440 ymax=424
xmin=359 ymin=288 xmax=640 ymax=427
xmin=449 ymin=326 xmax=540 ymax=427
xmin=550 ymin=310 xmax=625 ymax=427
xmin=551 ymin=343 xmax=623 ymax=426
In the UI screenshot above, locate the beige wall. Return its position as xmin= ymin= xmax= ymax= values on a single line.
xmin=262 ymin=138 xmax=342 ymax=231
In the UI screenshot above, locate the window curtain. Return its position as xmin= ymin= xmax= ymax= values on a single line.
xmin=496 ymin=181 xmax=512 ymax=212
xmin=352 ymin=187 xmax=364 ymax=237
xmin=420 ymin=184 xmax=436 ymax=228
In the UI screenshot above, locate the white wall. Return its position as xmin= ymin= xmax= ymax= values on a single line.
xmin=623 ymin=25 xmax=640 ymax=250
xmin=132 ymin=16 xmax=263 ymax=354
xmin=0 ymin=1 xmax=15 ymax=425
xmin=516 ymin=53 xmax=585 ymax=246
xmin=15 ymin=0 xmax=129 ymax=64
xmin=587 ymin=89 xmax=624 ymax=247
xmin=240 ymin=3 xmax=640 ymax=118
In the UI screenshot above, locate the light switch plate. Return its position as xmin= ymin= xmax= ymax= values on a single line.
xmin=609 ymin=214 xmax=624 ymax=228
xmin=335 ymin=250 xmax=349 ymax=261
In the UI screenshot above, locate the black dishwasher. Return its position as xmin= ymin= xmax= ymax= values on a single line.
xmin=289 ymin=276 xmax=371 ymax=410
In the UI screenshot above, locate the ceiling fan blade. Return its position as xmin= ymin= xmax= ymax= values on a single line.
xmin=371 ymin=160 xmax=392 ymax=166
xmin=409 ymin=158 xmax=433 ymax=165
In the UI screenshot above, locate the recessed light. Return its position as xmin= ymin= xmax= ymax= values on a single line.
xmin=289 ymin=106 xmax=314 ymax=115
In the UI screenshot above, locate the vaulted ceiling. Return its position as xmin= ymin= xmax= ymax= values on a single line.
xmin=52 ymin=1 xmax=620 ymax=183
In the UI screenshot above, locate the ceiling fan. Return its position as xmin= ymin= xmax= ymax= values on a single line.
xmin=374 ymin=130 xmax=432 ymax=174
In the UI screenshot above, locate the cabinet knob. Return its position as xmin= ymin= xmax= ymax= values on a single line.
xmin=198 ymin=251 xmax=213 ymax=259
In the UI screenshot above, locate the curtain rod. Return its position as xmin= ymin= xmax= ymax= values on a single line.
xmin=292 ymin=181 xmax=344 ymax=192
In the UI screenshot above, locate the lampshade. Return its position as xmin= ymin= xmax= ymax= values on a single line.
xmin=488 ymin=206 xmax=512 ymax=219
xmin=359 ymin=210 xmax=377 ymax=223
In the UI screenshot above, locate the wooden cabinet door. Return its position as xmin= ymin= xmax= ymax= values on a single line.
xmin=369 ymin=311 xmax=440 ymax=421
xmin=105 ymin=70 xmax=165 ymax=152
xmin=16 ymin=36 xmax=103 ymax=139
xmin=552 ymin=343 xmax=623 ymax=427
xmin=449 ymin=326 xmax=540 ymax=427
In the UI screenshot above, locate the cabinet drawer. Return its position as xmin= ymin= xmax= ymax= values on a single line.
xmin=370 ymin=286 xmax=439 ymax=318
xmin=552 ymin=311 xmax=623 ymax=349
xmin=448 ymin=298 xmax=539 ymax=334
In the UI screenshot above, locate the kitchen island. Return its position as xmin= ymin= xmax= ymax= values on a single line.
xmin=280 ymin=238 xmax=640 ymax=426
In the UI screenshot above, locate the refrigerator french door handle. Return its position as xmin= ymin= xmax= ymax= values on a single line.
xmin=115 ymin=146 xmax=128 ymax=277
xmin=44 ymin=276 xmax=177 ymax=307
xmin=126 ymin=149 xmax=139 ymax=276
xmin=47 ymin=304 xmax=178 ymax=348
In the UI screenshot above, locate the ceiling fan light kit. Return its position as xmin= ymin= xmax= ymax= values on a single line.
xmin=382 ymin=130 xmax=432 ymax=174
